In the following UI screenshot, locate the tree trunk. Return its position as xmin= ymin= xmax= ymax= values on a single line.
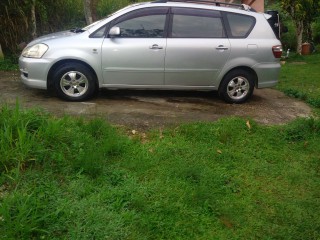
xmin=295 ymin=20 xmax=303 ymax=54
xmin=31 ymin=0 xmax=37 ymax=39
xmin=91 ymin=0 xmax=99 ymax=22
xmin=0 ymin=44 xmax=4 ymax=60
xmin=83 ymin=0 xmax=93 ymax=25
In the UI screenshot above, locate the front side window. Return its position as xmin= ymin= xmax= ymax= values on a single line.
xmin=112 ymin=8 xmax=168 ymax=38
xmin=171 ymin=8 xmax=225 ymax=38
xmin=90 ymin=25 xmax=108 ymax=38
xmin=117 ymin=15 xmax=166 ymax=38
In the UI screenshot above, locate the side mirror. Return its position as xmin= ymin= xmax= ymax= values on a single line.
xmin=109 ymin=26 xmax=120 ymax=37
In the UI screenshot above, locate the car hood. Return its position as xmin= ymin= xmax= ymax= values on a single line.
xmin=26 ymin=30 xmax=78 ymax=47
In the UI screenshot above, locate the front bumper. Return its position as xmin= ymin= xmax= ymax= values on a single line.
xmin=19 ymin=56 xmax=51 ymax=89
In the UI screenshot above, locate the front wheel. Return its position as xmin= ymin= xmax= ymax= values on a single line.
xmin=219 ymin=70 xmax=255 ymax=104
xmin=53 ymin=63 xmax=96 ymax=101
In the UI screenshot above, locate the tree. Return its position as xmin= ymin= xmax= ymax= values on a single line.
xmin=281 ymin=0 xmax=319 ymax=53
xmin=83 ymin=0 xmax=93 ymax=24
xmin=30 ymin=0 xmax=37 ymax=39
xmin=83 ymin=0 xmax=99 ymax=25
xmin=0 ymin=0 xmax=85 ymax=55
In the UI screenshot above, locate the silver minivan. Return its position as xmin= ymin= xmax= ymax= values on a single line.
xmin=19 ymin=0 xmax=282 ymax=103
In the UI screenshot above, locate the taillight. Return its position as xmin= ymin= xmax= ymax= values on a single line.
xmin=272 ymin=45 xmax=282 ymax=58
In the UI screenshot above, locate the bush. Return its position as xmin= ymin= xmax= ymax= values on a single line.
xmin=0 ymin=57 xmax=19 ymax=71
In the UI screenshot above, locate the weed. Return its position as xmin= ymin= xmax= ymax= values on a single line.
xmin=0 ymin=57 xmax=18 ymax=71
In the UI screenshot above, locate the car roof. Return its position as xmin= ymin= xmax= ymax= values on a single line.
xmin=128 ymin=1 xmax=259 ymax=16
xmin=151 ymin=0 xmax=256 ymax=12
xmin=87 ymin=0 xmax=263 ymax=34
xmin=152 ymin=0 xmax=253 ymax=10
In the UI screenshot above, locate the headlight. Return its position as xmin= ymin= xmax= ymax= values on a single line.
xmin=22 ymin=44 xmax=48 ymax=58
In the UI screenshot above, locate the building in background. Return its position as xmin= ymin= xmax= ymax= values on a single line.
xmin=219 ymin=0 xmax=264 ymax=12
xmin=241 ymin=0 xmax=264 ymax=12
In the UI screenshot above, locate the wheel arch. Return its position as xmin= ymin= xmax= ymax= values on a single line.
xmin=218 ymin=66 xmax=258 ymax=92
xmin=47 ymin=59 xmax=99 ymax=91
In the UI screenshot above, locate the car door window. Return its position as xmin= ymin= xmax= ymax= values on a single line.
xmin=90 ymin=24 xmax=109 ymax=38
xmin=111 ymin=8 xmax=168 ymax=38
xmin=170 ymin=8 xmax=226 ymax=38
xmin=225 ymin=13 xmax=256 ymax=38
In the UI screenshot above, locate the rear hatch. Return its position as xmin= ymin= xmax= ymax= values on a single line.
xmin=265 ymin=10 xmax=280 ymax=39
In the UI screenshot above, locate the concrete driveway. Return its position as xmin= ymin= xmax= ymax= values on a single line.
xmin=0 ymin=71 xmax=311 ymax=130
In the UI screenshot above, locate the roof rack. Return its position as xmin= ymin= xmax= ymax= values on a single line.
xmin=152 ymin=0 xmax=254 ymax=11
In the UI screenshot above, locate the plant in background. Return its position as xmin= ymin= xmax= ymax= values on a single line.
xmin=281 ymin=0 xmax=320 ymax=53
xmin=0 ymin=0 xmax=85 ymax=56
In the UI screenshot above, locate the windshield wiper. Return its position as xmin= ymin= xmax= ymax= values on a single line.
xmin=70 ymin=28 xmax=85 ymax=33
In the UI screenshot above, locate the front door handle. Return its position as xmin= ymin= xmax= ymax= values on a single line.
xmin=216 ymin=45 xmax=229 ymax=51
xmin=150 ymin=44 xmax=163 ymax=50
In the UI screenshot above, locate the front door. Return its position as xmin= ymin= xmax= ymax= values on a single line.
xmin=101 ymin=7 xmax=169 ymax=86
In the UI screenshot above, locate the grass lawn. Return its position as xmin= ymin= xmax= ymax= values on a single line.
xmin=0 ymin=104 xmax=319 ymax=239
xmin=1 ymin=53 xmax=320 ymax=239
xmin=278 ymin=53 xmax=320 ymax=109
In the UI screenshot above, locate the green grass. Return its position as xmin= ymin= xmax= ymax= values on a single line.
xmin=278 ymin=52 xmax=320 ymax=109
xmin=0 ymin=57 xmax=19 ymax=71
xmin=1 ymin=104 xmax=319 ymax=239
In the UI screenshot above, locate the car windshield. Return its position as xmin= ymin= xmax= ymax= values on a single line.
xmin=81 ymin=2 xmax=146 ymax=31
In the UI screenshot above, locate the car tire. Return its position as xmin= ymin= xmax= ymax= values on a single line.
xmin=219 ymin=69 xmax=255 ymax=104
xmin=53 ymin=63 xmax=96 ymax=101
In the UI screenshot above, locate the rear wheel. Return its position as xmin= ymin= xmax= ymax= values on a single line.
xmin=53 ymin=63 xmax=96 ymax=101
xmin=219 ymin=70 xmax=255 ymax=104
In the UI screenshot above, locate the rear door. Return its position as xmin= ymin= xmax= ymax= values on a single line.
xmin=165 ymin=8 xmax=230 ymax=87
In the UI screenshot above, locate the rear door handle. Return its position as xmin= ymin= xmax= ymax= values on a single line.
xmin=216 ymin=45 xmax=229 ymax=51
xmin=150 ymin=44 xmax=163 ymax=50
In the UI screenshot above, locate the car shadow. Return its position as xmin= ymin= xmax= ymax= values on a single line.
xmin=98 ymin=89 xmax=222 ymax=103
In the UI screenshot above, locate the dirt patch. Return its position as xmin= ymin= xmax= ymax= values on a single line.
xmin=0 ymin=70 xmax=312 ymax=130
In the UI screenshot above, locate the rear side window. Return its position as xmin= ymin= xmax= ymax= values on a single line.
xmin=171 ymin=8 xmax=226 ymax=38
xmin=226 ymin=13 xmax=255 ymax=38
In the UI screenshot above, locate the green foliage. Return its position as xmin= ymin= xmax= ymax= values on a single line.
xmin=0 ymin=0 xmax=148 ymax=55
xmin=278 ymin=52 xmax=320 ymax=109
xmin=0 ymin=57 xmax=19 ymax=70
xmin=284 ymin=117 xmax=320 ymax=143
xmin=0 ymin=105 xmax=319 ymax=239
xmin=312 ymin=17 xmax=320 ymax=43
xmin=280 ymin=0 xmax=320 ymax=52
xmin=0 ymin=103 xmax=127 ymax=177
xmin=96 ymin=0 xmax=145 ymax=18
xmin=0 ymin=0 xmax=85 ymax=55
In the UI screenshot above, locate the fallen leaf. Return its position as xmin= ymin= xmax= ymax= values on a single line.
xmin=220 ymin=216 xmax=234 ymax=229
xmin=246 ymin=120 xmax=251 ymax=130
xmin=159 ymin=129 xmax=164 ymax=139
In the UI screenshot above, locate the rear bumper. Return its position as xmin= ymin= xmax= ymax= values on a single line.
xmin=253 ymin=62 xmax=281 ymax=88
